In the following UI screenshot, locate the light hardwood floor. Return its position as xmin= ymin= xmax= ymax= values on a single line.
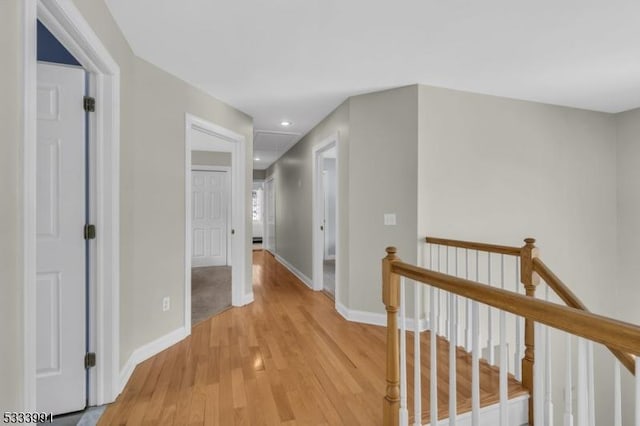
xmin=99 ymin=250 xmax=527 ymax=425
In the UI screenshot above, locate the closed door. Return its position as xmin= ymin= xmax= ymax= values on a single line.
xmin=36 ymin=62 xmax=86 ymax=414
xmin=192 ymin=170 xmax=229 ymax=267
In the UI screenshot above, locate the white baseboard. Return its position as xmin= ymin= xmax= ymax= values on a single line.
xmin=336 ymin=302 xmax=429 ymax=331
xmin=242 ymin=292 xmax=254 ymax=305
xmin=118 ymin=326 xmax=188 ymax=395
xmin=274 ymin=254 xmax=313 ymax=289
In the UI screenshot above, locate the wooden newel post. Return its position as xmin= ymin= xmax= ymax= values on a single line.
xmin=520 ymin=238 xmax=540 ymax=425
xmin=382 ymin=247 xmax=401 ymax=426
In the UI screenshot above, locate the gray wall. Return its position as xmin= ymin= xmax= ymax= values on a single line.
xmin=417 ymin=84 xmax=618 ymax=424
xmin=0 ymin=0 xmax=253 ymax=409
xmin=0 ymin=0 xmax=25 ymax=411
xmin=192 ymin=150 xmax=232 ymax=167
xmin=267 ymin=100 xmax=350 ymax=305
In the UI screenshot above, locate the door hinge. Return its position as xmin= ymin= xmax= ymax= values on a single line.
xmin=84 ymin=352 xmax=96 ymax=369
xmin=84 ymin=224 xmax=96 ymax=240
xmin=83 ymin=96 xmax=96 ymax=112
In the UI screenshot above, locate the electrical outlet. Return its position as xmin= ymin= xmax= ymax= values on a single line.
xmin=162 ymin=296 xmax=170 ymax=312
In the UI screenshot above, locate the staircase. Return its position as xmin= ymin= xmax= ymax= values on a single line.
xmin=381 ymin=236 xmax=640 ymax=426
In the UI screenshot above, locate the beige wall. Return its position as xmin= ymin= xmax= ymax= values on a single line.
xmin=348 ymin=86 xmax=419 ymax=313
xmin=0 ymin=0 xmax=253 ymax=409
xmin=0 ymin=0 xmax=25 ymax=412
xmin=192 ymin=150 xmax=232 ymax=167
xmin=126 ymin=56 xmax=252 ymax=366
xmin=616 ymin=107 xmax=640 ymax=324
xmin=267 ymin=100 xmax=350 ymax=305
xmin=266 ymin=86 xmax=420 ymax=313
xmin=74 ymin=0 xmax=253 ymax=369
xmin=417 ymin=84 xmax=618 ymax=424
xmin=615 ymin=108 xmax=640 ymax=422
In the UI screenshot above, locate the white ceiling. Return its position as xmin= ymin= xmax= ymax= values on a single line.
xmin=106 ymin=0 xmax=640 ymax=169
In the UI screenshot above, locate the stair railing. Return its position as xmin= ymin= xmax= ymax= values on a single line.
xmin=382 ymin=238 xmax=640 ymax=426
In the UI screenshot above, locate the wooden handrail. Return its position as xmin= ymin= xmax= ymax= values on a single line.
xmin=533 ymin=257 xmax=636 ymax=375
xmin=388 ymin=254 xmax=640 ymax=356
xmin=425 ymin=236 xmax=522 ymax=256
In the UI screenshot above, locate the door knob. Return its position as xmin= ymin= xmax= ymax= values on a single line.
xmin=231 ymin=229 xmax=235 ymax=235
xmin=320 ymin=225 xmax=324 ymax=231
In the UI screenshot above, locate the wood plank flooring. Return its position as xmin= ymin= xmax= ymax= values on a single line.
xmin=99 ymin=250 xmax=527 ymax=425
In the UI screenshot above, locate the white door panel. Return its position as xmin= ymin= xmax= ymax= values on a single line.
xmin=192 ymin=170 xmax=228 ymax=267
xmin=264 ymin=179 xmax=276 ymax=253
xmin=36 ymin=62 xmax=86 ymax=414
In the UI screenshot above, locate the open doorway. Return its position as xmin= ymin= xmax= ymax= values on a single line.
xmin=190 ymin=151 xmax=232 ymax=325
xmin=185 ymin=114 xmax=249 ymax=331
xmin=312 ymin=135 xmax=339 ymax=301
xmin=252 ymin=181 xmax=264 ymax=251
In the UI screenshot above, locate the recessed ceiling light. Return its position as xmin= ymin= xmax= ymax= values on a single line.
xmin=254 ymin=157 xmax=260 ymax=161
xmin=280 ymin=120 xmax=292 ymax=127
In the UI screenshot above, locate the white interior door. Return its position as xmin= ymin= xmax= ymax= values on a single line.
xmin=36 ymin=62 xmax=86 ymax=414
xmin=192 ymin=170 xmax=229 ymax=267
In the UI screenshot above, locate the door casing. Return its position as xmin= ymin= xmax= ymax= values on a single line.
xmin=312 ymin=134 xmax=340 ymax=305
xmin=185 ymin=114 xmax=251 ymax=334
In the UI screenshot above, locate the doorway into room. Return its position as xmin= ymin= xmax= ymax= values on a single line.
xmin=312 ymin=135 xmax=339 ymax=301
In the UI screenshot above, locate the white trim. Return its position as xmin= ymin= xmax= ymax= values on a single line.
xmin=24 ymin=0 xmax=121 ymax=408
xmin=118 ymin=327 xmax=188 ymax=393
xmin=336 ymin=302 xmax=429 ymax=331
xmin=274 ymin=254 xmax=313 ymax=289
xmin=22 ymin=0 xmax=38 ymax=411
xmin=312 ymin=134 xmax=340 ymax=302
xmin=423 ymin=394 xmax=529 ymax=426
xmin=242 ymin=292 xmax=255 ymax=305
xmin=190 ymin=166 xmax=232 ymax=266
xmin=185 ymin=114 xmax=251 ymax=337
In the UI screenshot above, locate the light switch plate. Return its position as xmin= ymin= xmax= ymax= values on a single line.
xmin=384 ymin=213 xmax=396 ymax=226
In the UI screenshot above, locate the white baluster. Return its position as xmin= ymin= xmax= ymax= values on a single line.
xmin=465 ymin=249 xmax=472 ymax=352
xmin=400 ymin=277 xmax=408 ymax=426
xmin=564 ymin=334 xmax=574 ymax=426
xmin=487 ymin=253 xmax=494 ymax=365
xmin=545 ymin=286 xmax=554 ymax=426
xmin=430 ymin=286 xmax=438 ymax=426
xmin=577 ymin=338 xmax=588 ymax=426
xmin=472 ymin=301 xmax=480 ymax=426
xmin=499 ymin=255 xmax=508 ymax=426
xmin=515 ymin=257 xmax=522 ymax=381
xmin=437 ymin=246 xmax=442 ymax=337
xmin=414 ymin=282 xmax=422 ymax=426
xmin=614 ymin=359 xmax=621 ymax=426
xmin=445 ymin=248 xmax=450 ymax=340
xmin=534 ymin=322 xmax=545 ymax=423
xmin=587 ymin=342 xmax=595 ymax=426
xmin=450 ymin=292 xmax=458 ymax=425
xmin=635 ymin=357 xmax=640 ymax=426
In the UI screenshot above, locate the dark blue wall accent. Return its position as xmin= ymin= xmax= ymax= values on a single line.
xmin=37 ymin=20 xmax=81 ymax=66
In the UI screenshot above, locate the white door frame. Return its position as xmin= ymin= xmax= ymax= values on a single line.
xmin=312 ymin=134 xmax=340 ymax=301
xmin=191 ymin=166 xmax=232 ymax=265
xmin=23 ymin=0 xmax=121 ymax=408
xmin=185 ymin=113 xmax=249 ymax=333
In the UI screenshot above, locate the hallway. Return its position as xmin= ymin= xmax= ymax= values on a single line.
xmin=98 ymin=251 xmax=387 ymax=425
xmin=99 ymin=251 xmax=526 ymax=425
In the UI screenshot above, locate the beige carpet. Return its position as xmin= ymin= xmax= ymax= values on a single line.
xmin=191 ymin=266 xmax=232 ymax=325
